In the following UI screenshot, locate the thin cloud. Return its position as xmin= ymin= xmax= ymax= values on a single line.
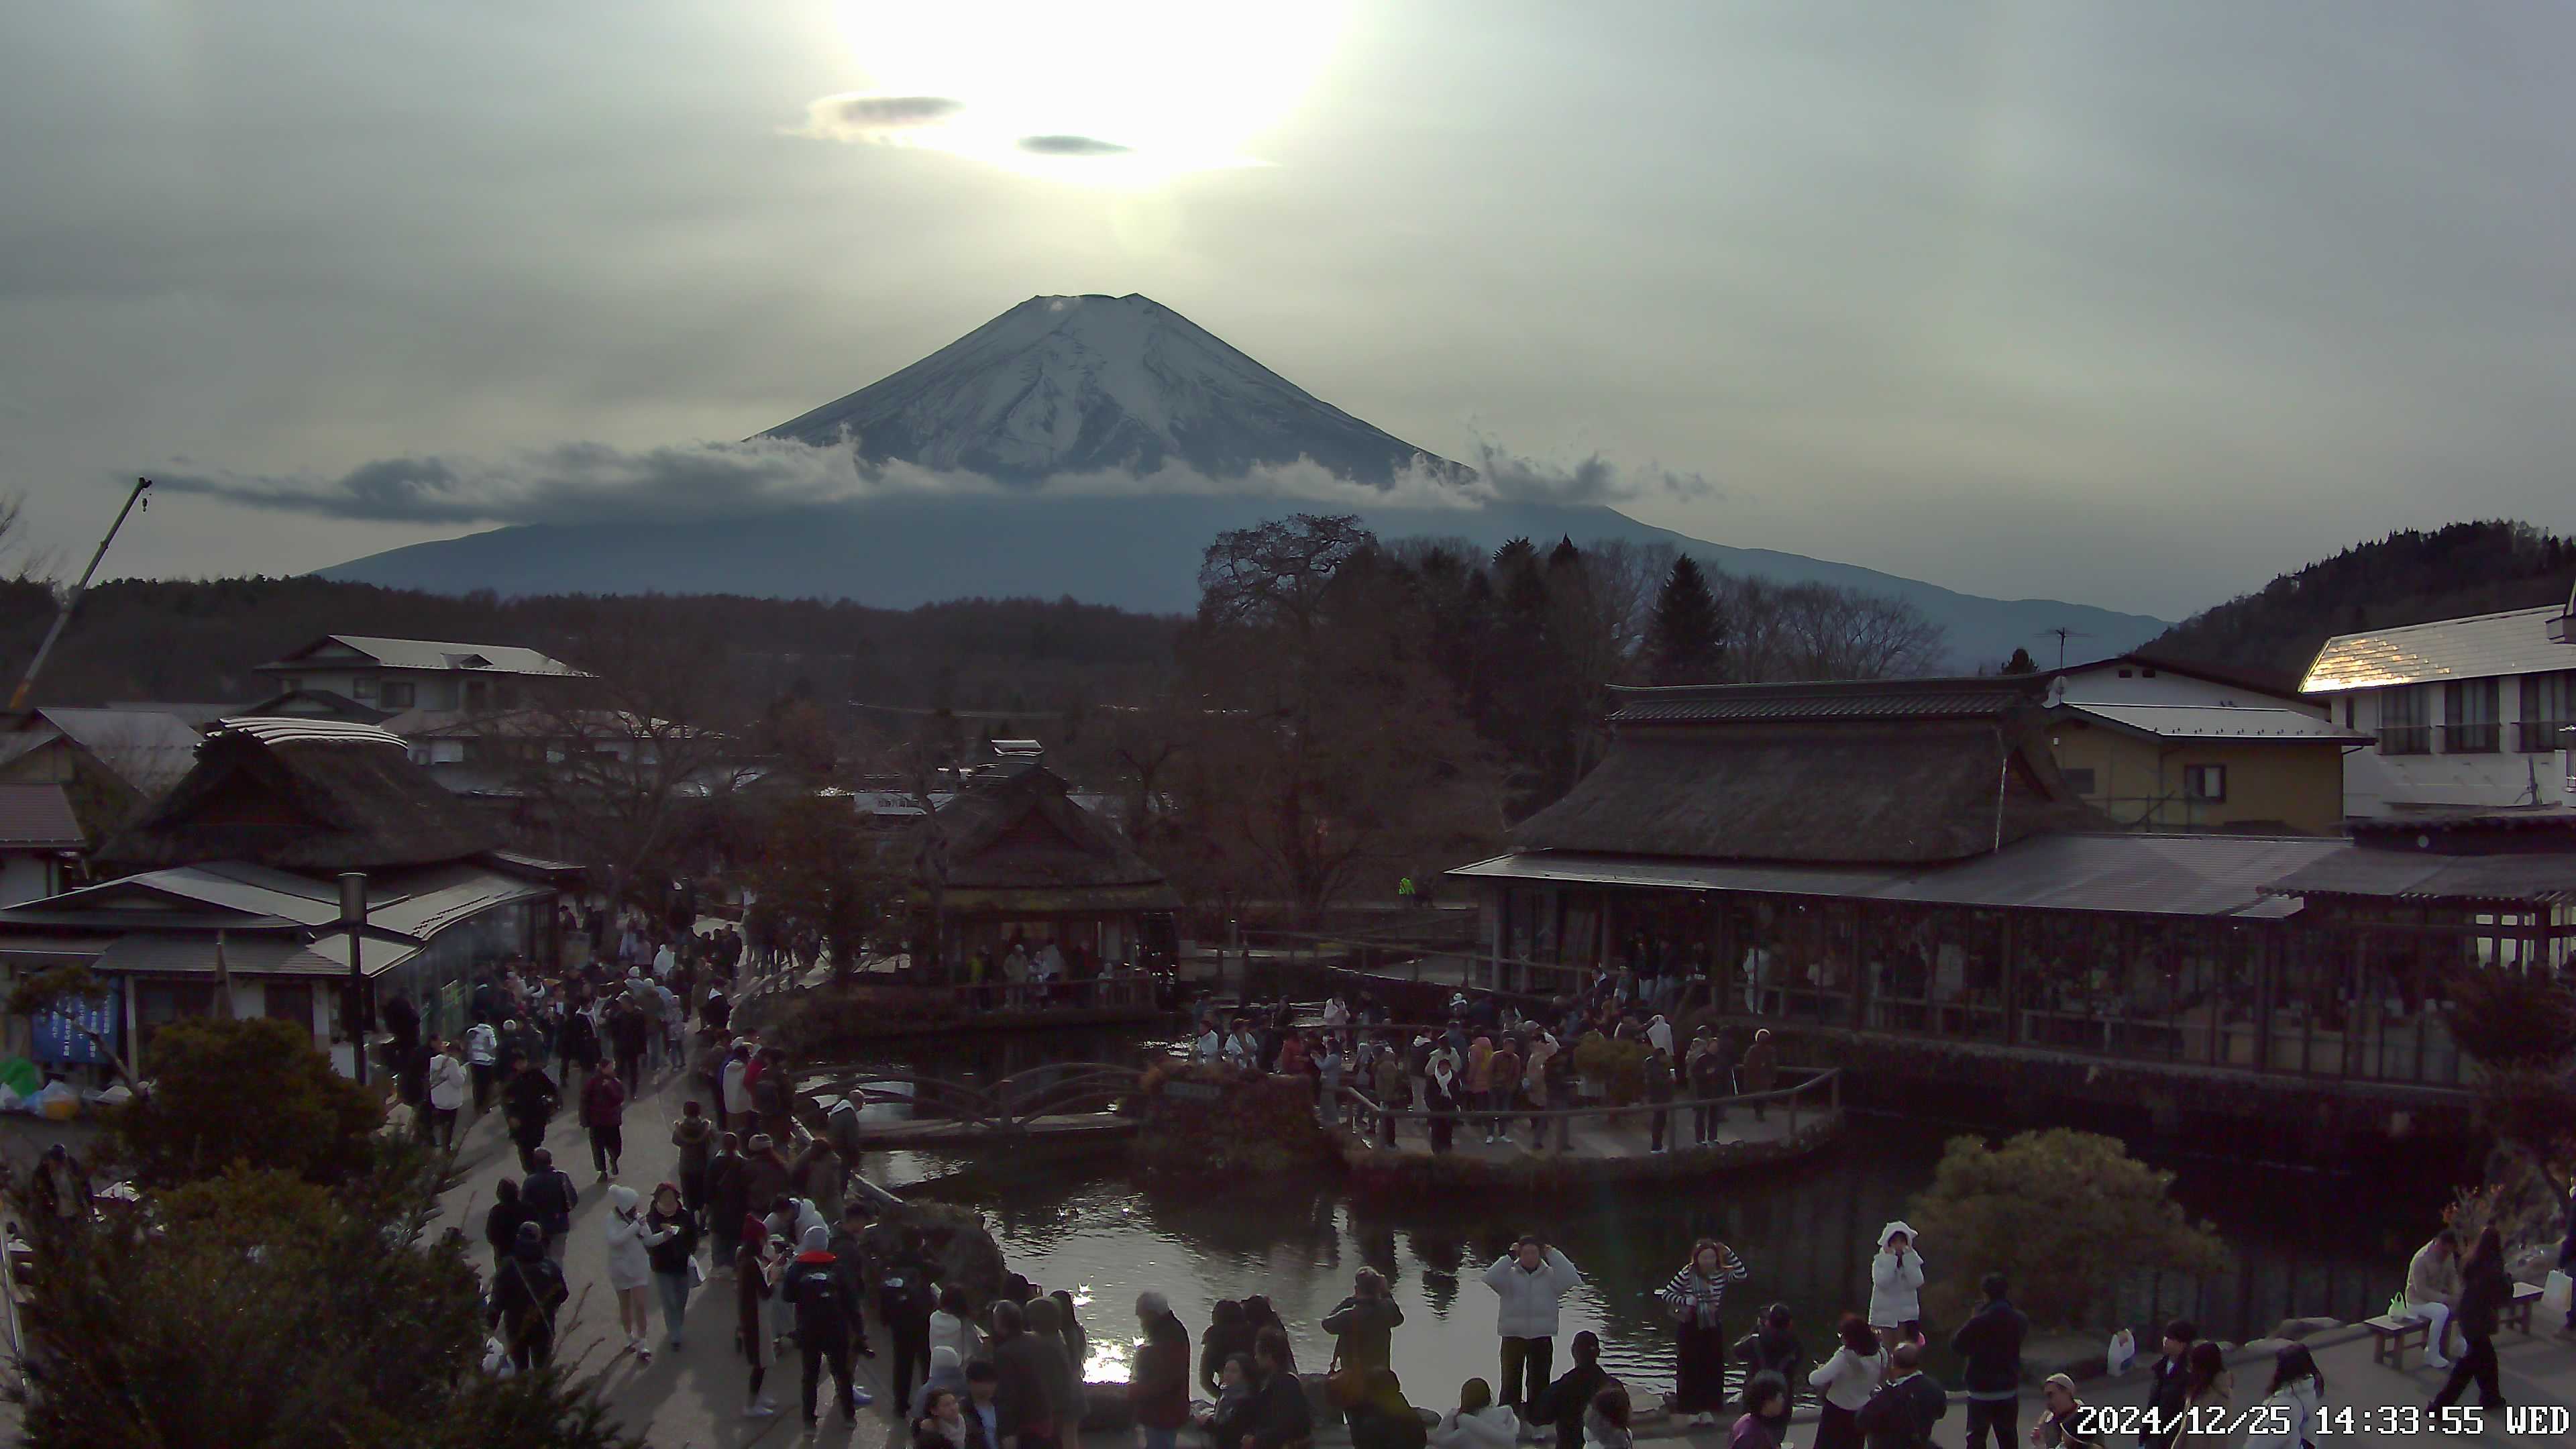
xmin=788 ymin=93 xmax=965 ymax=142
xmin=148 ymin=434 xmax=1717 ymax=527
xmin=1018 ymin=134 xmax=1132 ymax=157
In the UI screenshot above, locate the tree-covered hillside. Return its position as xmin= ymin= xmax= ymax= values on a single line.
xmin=2149 ymin=521 xmax=2575 ymax=680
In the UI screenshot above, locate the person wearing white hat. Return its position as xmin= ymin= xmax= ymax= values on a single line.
xmin=1867 ymin=1222 xmax=1925 ymax=1351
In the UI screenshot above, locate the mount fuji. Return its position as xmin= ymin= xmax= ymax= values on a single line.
xmin=325 ymin=294 xmax=2169 ymax=664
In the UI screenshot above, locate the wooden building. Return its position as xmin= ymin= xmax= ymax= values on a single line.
xmin=1448 ymin=678 xmax=2576 ymax=1141
xmin=2040 ymin=655 xmax=2367 ymax=835
xmin=918 ymin=761 xmax=1179 ymax=971
xmin=0 ymin=718 xmax=572 ymax=1077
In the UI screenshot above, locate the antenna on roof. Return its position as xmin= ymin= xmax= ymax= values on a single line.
xmin=2037 ymin=626 xmax=2093 ymax=669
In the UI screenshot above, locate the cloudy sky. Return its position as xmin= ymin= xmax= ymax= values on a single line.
xmin=3 ymin=0 xmax=2571 ymax=620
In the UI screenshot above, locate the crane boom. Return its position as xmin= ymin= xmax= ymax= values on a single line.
xmin=9 ymin=477 xmax=152 ymax=711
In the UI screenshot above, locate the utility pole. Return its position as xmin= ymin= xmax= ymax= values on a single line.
xmin=9 ymin=477 xmax=152 ymax=711
xmin=340 ymin=872 xmax=370 ymax=1087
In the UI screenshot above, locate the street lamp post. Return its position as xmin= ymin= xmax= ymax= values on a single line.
xmin=339 ymin=871 xmax=370 ymax=1087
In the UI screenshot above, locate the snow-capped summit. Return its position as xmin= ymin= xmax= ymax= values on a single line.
xmin=762 ymin=293 xmax=1469 ymax=486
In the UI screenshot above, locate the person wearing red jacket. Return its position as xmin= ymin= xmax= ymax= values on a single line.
xmin=582 ymin=1061 xmax=629 ymax=1182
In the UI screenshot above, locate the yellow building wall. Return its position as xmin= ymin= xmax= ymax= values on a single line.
xmin=2047 ymin=720 xmax=2348 ymax=834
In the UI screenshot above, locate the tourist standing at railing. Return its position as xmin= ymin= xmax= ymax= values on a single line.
xmin=1866 ymin=1224 xmax=1925 ymax=1350
xmin=1485 ymin=1035 xmax=1522 ymax=1144
xmin=1521 ymin=1031 xmax=1556 ymax=1148
xmin=1485 ymin=1235 xmax=1581 ymax=1426
xmin=1739 ymin=1030 xmax=1779 ymax=1121
xmin=1660 ymin=1238 xmax=1748 ymax=1426
xmin=1318 ymin=1037 xmax=1346 ymax=1128
xmin=1642 ymin=1047 xmax=1676 ymax=1153
xmin=1224 ymin=1020 xmax=1262 ymax=1070
xmin=1426 ymin=1051 xmax=1462 ymax=1153
xmin=1375 ymin=1040 xmax=1411 ymax=1146
xmin=1686 ymin=1028 xmax=1729 ymax=1144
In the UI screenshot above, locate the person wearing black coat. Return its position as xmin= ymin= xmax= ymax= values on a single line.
xmin=1732 ymin=1305 xmax=1803 ymax=1444
xmin=1322 ymin=1269 xmax=1405 ymax=1373
xmin=1856 ymin=1344 xmax=1946 ymax=1449
xmin=502 ymin=1061 xmax=560 ymax=1175
xmin=484 ymin=1178 xmax=531 ymax=1275
xmin=490 ymin=1222 xmax=570 ymax=1372
xmin=991 ymin=1300 xmax=1063 ymax=1449
xmin=1947 ymin=1276 xmax=2027 ymax=1449
xmin=2429 ymin=1227 xmax=2511 ymax=1413
xmin=1529 ymin=1331 xmax=1611 ymax=1449
xmin=1245 ymin=1330 xmax=1312 ymax=1449
xmin=1201 ymin=1300 xmax=1257 ymax=1396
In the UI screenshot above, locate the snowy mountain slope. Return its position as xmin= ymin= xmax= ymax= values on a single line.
xmin=328 ymin=293 xmax=2171 ymax=665
xmin=763 ymin=292 xmax=1470 ymax=484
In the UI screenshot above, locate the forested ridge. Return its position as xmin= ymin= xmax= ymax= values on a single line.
xmin=2148 ymin=521 xmax=2575 ymax=680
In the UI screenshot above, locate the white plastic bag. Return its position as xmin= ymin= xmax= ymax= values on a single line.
xmin=2106 ymin=1327 xmax=2137 ymax=1375
xmin=482 ymin=1336 xmax=515 ymax=1378
xmin=2544 ymin=1271 xmax=2573 ymax=1318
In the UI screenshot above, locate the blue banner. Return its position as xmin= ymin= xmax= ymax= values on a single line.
xmin=32 ymin=986 xmax=119 ymax=1065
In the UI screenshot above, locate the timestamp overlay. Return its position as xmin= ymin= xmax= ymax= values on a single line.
xmin=2076 ymin=1404 xmax=2573 ymax=1442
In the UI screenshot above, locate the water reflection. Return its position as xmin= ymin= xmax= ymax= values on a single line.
xmin=830 ymin=1030 xmax=2443 ymax=1400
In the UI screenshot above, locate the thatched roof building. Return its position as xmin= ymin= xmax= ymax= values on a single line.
xmin=916 ymin=761 xmax=1177 ymax=968
xmin=1511 ymin=678 xmax=2095 ymax=866
xmin=96 ymin=718 xmax=498 ymax=873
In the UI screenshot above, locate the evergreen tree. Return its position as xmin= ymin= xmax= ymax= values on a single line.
xmin=2000 ymin=646 xmax=2039 ymax=675
xmin=1647 ymin=555 xmax=1725 ymax=684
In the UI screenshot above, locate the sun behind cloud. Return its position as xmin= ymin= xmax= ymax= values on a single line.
xmin=807 ymin=0 xmax=1352 ymax=184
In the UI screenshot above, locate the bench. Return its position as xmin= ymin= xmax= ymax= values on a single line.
xmin=2366 ymin=1312 xmax=2428 ymax=1368
xmin=2503 ymin=1281 xmax=2544 ymax=1336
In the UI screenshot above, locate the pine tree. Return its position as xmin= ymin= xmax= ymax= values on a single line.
xmin=2000 ymin=646 xmax=2039 ymax=675
xmin=1648 ymin=555 xmax=1725 ymax=684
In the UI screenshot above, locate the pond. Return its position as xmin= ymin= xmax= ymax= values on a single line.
xmin=829 ymin=1026 xmax=2451 ymax=1402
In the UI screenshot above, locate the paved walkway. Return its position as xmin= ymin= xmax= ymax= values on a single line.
xmin=435 ymin=1048 xmax=906 ymax=1449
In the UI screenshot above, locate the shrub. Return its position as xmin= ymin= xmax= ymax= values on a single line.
xmin=1909 ymin=1128 xmax=2229 ymax=1330
xmin=111 ymin=1016 xmax=386 ymax=1188
xmin=2447 ymin=969 xmax=2576 ymax=1069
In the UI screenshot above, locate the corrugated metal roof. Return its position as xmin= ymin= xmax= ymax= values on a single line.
xmin=212 ymin=717 xmax=409 ymax=749
xmin=258 ymin=635 xmax=583 ymax=677
xmin=95 ymin=932 xmax=360 ymax=978
xmin=1611 ymin=678 xmax=2037 ymax=725
xmin=2059 ymin=702 xmax=2373 ymax=743
xmin=1452 ymin=833 xmax=2349 ymax=918
xmin=15 ymin=708 xmax=203 ymax=796
xmin=0 ymin=784 xmax=85 ymax=848
xmin=2261 ymin=848 xmax=2576 ymax=904
xmin=2302 ymin=604 xmax=2576 ymax=693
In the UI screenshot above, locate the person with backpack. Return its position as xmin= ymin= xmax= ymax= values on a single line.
xmin=490 ymin=1220 xmax=570 ymax=1372
xmin=519 ymin=1146 xmax=578 ymax=1262
xmin=1855 ymin=1342 xmax=1945 ymax=1449
xmin=582 ymin=1061 xmax=629 ymax=1183
xmin=784 ymin=1224 xmax=874 ymax=1428
xmin=1949 ymin=1273 xmax=2029 ymax=1449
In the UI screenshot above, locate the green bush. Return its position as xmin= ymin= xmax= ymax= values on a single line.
xmin=1909 ymin=1128 xmax=2229 ymax=1331
xmin=113 ymin=1016 xmax=387 ymax=1189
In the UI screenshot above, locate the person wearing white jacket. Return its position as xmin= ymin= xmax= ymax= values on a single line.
xmin=1868 ymin=1221 xmax=1927 ymax=1349
xmin=604 ymin=1183 xmax=663 ymax=1361
xmin=424 ymin=1040 xmax=469 ymax=1150
xmin=1484 ymin=1235 xmax=1582 ymax=1428
xmin=1431 ymin=1379 xmax=1523 ymax=1449
xmin=1807 ymin=1313 xmax=1884 ymax=1449
xmin=2239 ymin=1345 xmax=2324 ymax=1449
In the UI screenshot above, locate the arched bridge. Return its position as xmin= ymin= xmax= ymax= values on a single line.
xmin=808 ymin=1061 xmax=1146 ymax=1150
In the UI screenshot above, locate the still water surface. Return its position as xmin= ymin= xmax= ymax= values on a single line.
xmin=837 ymin=1027 xmax=2443 ymax=1399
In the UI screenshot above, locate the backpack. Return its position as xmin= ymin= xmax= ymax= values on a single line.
xmin=790 ymin=1261 xmax=850 ymax=1336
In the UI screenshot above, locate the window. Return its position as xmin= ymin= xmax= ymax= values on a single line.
xmin=2442 ymin=678 xmax=2500 ymax=753
xmin=2184 ymin=764 xmax=2226 ymax=802
xmin=2061 ymin=767 xmax=2098 ymax=796
xmin=464 ymin=680 xmax=492 ymax=711
xmin=349 ymin=675 xmax=376 ymax=700
xmin=2343 ymin=697 xmax=2355 ymax=730
xmin=378 ymin=680 xmax=417 ymax=708
xmin=2520 ymin=669 xmax=2576 ymax=753
xmin=2379 ymin=685 xmax=2431 ymax=755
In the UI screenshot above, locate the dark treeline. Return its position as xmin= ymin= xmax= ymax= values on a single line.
xmin=0 ymin=576 xmax=1182 ymax=716
xmin=2149 ymin=520 xmax=2576 ymax=681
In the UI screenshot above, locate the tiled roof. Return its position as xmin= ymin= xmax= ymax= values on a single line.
xmin=2058 ymin=702 xmax=2373 ymax=743
xmin=1610 ymin=678 xmax=2039 ymax=725
xmin=2262 ymin=848 xmax=2576 ymax=904
xmin=2302 ymin=604 xmax=2576 ymax=693
xmin=0 ymin=784 xmax=85 ymax=849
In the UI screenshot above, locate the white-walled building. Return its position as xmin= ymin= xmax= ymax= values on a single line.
xmin=2301 ymin=603 xmax=2576 ymax=817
